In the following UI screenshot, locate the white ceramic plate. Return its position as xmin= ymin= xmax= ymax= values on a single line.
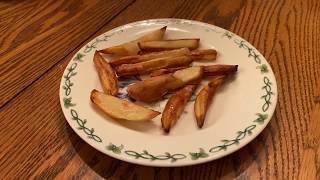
xmin=60 ymin=19 xmax=277 ymax=167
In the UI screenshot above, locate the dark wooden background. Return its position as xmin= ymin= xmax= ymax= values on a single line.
xmin=0 ymin=0 xmax=319 ymax=179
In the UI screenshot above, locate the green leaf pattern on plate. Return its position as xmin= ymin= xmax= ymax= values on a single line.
xmin=190 ymin=148 xmax=209 ymax=160
xmin=125 ymin=150 xmax=187 ymax=162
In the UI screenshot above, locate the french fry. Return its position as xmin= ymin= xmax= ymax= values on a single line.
xmin=126 ymin=74 xmax=179 ymax=102
xmin=93 ymin=51 xmax=118 ymax=96
xmin=99 ymin=26 xmax=166 ymax=56
xmin=161 ymin=85 xmax=197 ymax=133
xmin=91 ymin=90 xmax=160 ymax=121
xmin=127 ymin=67 xmax=203 ymax=102
xmin=138 ymin=39 xmax=200 ymax=51
xmin=194 ymin=76 xmax=226 ymax=128
xmin=110 ymin=48 xmax=190 ymax=67
xmin=136 ymin=26 xmax=167 ymax=42
xmin=203 ymin=64 xmax=238 ymax=76
xmin=115 ymin=55 xmax=193 ymax=76
xmin=149 ymin=66 xmax=189 ymax=77
xmin=149 ymin=64 xmax=238 ymax=77
xmin=110 ymin=48 xmax=217 ymax=67
xmin=190 ymin=49 xmax=217 ymax=61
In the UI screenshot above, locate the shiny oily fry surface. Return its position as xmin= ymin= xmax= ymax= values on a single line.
xmin=162 ymin=85 xmax=197 ymax=133
xmin=194 ymin=76 xmax=226 ymax=128
xmin=93 ymin=51 xmax=118 ymax=96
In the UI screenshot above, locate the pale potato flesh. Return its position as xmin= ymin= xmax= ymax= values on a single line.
xmin=137 ymin=26 xmax=167 ymax=42
xmin=127 ymin=67 xmax=203 ymax=102
xmin=91 ymin=90 xmax=160 ymax=121
xmin=149 ymin=66 xmax=189 ymax=77
xmin=99 ymin=26 xmax=166 ymax=56
xmin=139 ymin=39 xmax=200 ymax=51
xmin=172 ymin=66 xmax=203 ymax=83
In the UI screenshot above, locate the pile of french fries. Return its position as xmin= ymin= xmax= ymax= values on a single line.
xmin=90 ymin=26 xmax=238 ymax=133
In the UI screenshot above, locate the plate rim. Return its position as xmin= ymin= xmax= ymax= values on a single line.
xmin=59 ymin=18 xmax=278 ymax=167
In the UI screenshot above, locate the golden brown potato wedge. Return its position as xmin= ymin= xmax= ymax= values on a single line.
xmin=110 ymin=48 xmax=216 ymax=67
xmin=194 ymin=76 xmax=226 ymax=128
xmin=115 ymin=55 xmax=193 ymax=76
xmin=90 ymin=90 xmax=160 ymax=121
xmin=149 ymin=64 xmax=238 ymax=77
xmin=126 ymin=74 xmax=179 ymax=102
xmin=110 ymin=48 xmax=190 ymax=67
xmin=190 ymin=49 xmax=217 ymax=61
xmin=203 ymin=64 xmax=238 ymax=76
xmin=93 ymin=51 xmax=118 ymax=96
xmin=149 ymin=66 xmax=189 ymax=77
xmin=99 ymin=27 xmax=166 ymax=56
xmin=161 ymin=85 xmax=197 ymax=133
xmin=138 ymin=39 xmax=200 ymax=51
xmin=127 ymin=67 xmax=203 ymax=102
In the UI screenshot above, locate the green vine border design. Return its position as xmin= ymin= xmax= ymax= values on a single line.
xmin=70 ymin=109 xmax=102 ymax=142
xmin=234 ymin=39 xmax=262 ymax=64
xmin=61 ymin=19 xmax=276 ymax=163
xmin=124 ymin=150 xmax=187 ymax=162
xmin=210 ymin=125 xmax=256 ymax=152
xmin=62 ymin=63 xmax=77 ymax=96
xmin=84 ymin=30 xmax=124 ymax=53
xmin=261 ymin=77 xmax=274 ymax=112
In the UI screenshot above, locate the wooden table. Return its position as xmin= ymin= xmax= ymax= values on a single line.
xmin=1 ymin=0 xmax=319 ymax=179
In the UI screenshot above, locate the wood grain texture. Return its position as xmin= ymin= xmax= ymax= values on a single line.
xmin=0 ymin=0 xmax=134 ymax=107
xmin=0 ymin=0 xmax=320 ymax=179
xmin=298 ymin=93 xmax=320 ymax=180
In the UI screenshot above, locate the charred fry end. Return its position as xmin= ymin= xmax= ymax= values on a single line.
xmin=203 ymin=64 xmax=238 ymax=76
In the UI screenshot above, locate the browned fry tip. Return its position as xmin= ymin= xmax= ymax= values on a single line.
xmin=93 ymin=51 xmax=119 ymax=96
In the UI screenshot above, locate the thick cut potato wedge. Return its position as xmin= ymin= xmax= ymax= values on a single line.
xmin=203 ymin=64 xmax=238 ymax=76
xmin=110 ymin=48 xmax=216 ymax=67
xmin=93 ymin=51 xmax=118 ymax=96
xmin=90 ymin=90 xmax=160 ymax=121
xmin=194 ymin=76 xmax=226 ymax=128
xmin=110 ymin=48 xmax=190 ymax=67
xmin=149 ymin=64 xmax=238 ymax=77
xmin=161 ymin=85 xmax=197 ymax=133
xmin=126 ymin=74 xmax=179 ymax=102
xmin=138 ymin=39 xmax=200 ymax=51
xmin=115 ymin=55 xmax=193 ymax=76
xmin=149 ymin=66 xmax=189 ymax=77
xmin=99 ymin=27 xmax=166 ymax=56
xmin=136 ymin=26 xmax=167 ymax=42
xmin=127 ymin=67 xmax=203 ymax=102
xmin=190 ymin=49 xmax=217 ymax=61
